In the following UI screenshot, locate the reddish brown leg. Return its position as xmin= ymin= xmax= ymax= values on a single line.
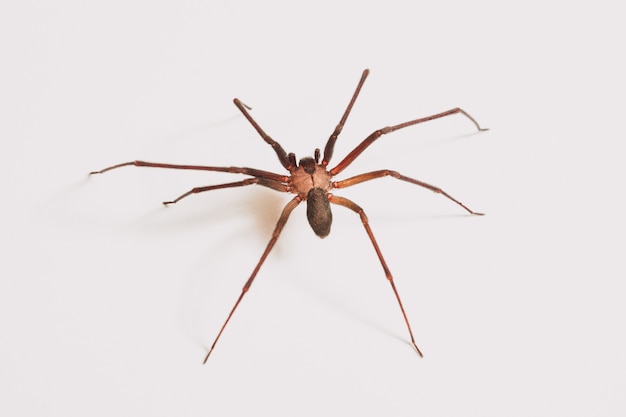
xmin=203 ymin=196 xmax=302 ymax=363
xmin=233 ymin=99 xmax=292 ymax=170
xmin=331 ymin=108 xmax=489 ymax=176
xmin=322 ymin=69 xmax=370 ymax=166
xmin=334 ymin=170 xmax=484 ymax=215
xmin=89 ymin=160 xmax=288 ymax=182
xmin=328 ymin=194 xmax=423 ymax=357
xmin=163 ymin=178 xmax=289 ymax=205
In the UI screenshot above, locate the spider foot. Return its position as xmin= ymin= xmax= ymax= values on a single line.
xmin=412 ymin=342 xmax=424 ymax=358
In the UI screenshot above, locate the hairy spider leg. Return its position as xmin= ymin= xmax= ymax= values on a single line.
xmin=329 ymin=194 xmax=423 ymax=357
xmin=89 ymin=161 xmax=290 ymax=204
xmin=233 ymin=98 xmax=293 ymax=170
xmin=322 ymin=69 xmax=370 ymax=166
xmin=203 ymin=196 xmax=302 ymax=363
xmin=163 ymin=178 xmax=289 ymax=205
xmin=334 ymin=170 xmax=484 ymax=215
xmin=90 ymin=161 xmax=285 ymax=180
xmin=330 ymin=108 xmax=488 ymax=176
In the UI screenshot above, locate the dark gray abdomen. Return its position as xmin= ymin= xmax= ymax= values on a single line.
xmin=306 ymin=188 xmax=332 ymax=238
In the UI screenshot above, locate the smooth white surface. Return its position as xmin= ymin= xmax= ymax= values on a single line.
xmin=2 ymin=1 xmax=624 ymax=416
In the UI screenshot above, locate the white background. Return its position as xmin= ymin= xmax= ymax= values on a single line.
xmin=2 ymin=1 xmax=624 ymax=416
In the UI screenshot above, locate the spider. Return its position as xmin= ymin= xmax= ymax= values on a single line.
xmin=90 ymin=69 xmax=488 ymax=363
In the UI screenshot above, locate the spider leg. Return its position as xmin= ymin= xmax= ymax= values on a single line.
xmin=203 ymin=195 xmax=302 ymax=363
xmin=233 ymin=99 xmax=292 ymax=170
xmin=330 ymin=108 xmax=488 ymax=176
xmin=328 ymin=194 xmax=423 ymax=357
xmin=322 ymin=69 xmax=370 ymax=166
xmin=89 ymin=161 xmax=288 ymax=182
xmin=334 ymin=170 xmax=484 ymax=215
xmin=163 ymin=178 xmax=289 ymax=205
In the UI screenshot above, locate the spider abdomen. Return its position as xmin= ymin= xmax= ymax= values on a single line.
xmin=306 ymin=187 xmax=332 ymax=238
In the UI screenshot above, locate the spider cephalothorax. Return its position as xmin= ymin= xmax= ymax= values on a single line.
xmin=90 ymin=69 xmax=488 ymax=363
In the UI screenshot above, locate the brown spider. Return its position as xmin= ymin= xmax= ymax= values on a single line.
xmin=90 ymin=69 xmax=488 ymax=363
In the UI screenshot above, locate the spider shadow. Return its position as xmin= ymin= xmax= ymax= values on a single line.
xmin=302 ymin=211 xmax=482 ymax=351
xmin=382 ymin=212 xmax=481 ymax=224
xmin=124 ymin=186 xmax=291 ymax=351
xmin=294 ymin=275 xmax=412 ymax=350
xmin=35 ymin=176 xmax=92 ymax=210
xmin=386 ymin=129 xmax=486 ymax=158
xmin=151 ymin=112 xmax=249 ymax=148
